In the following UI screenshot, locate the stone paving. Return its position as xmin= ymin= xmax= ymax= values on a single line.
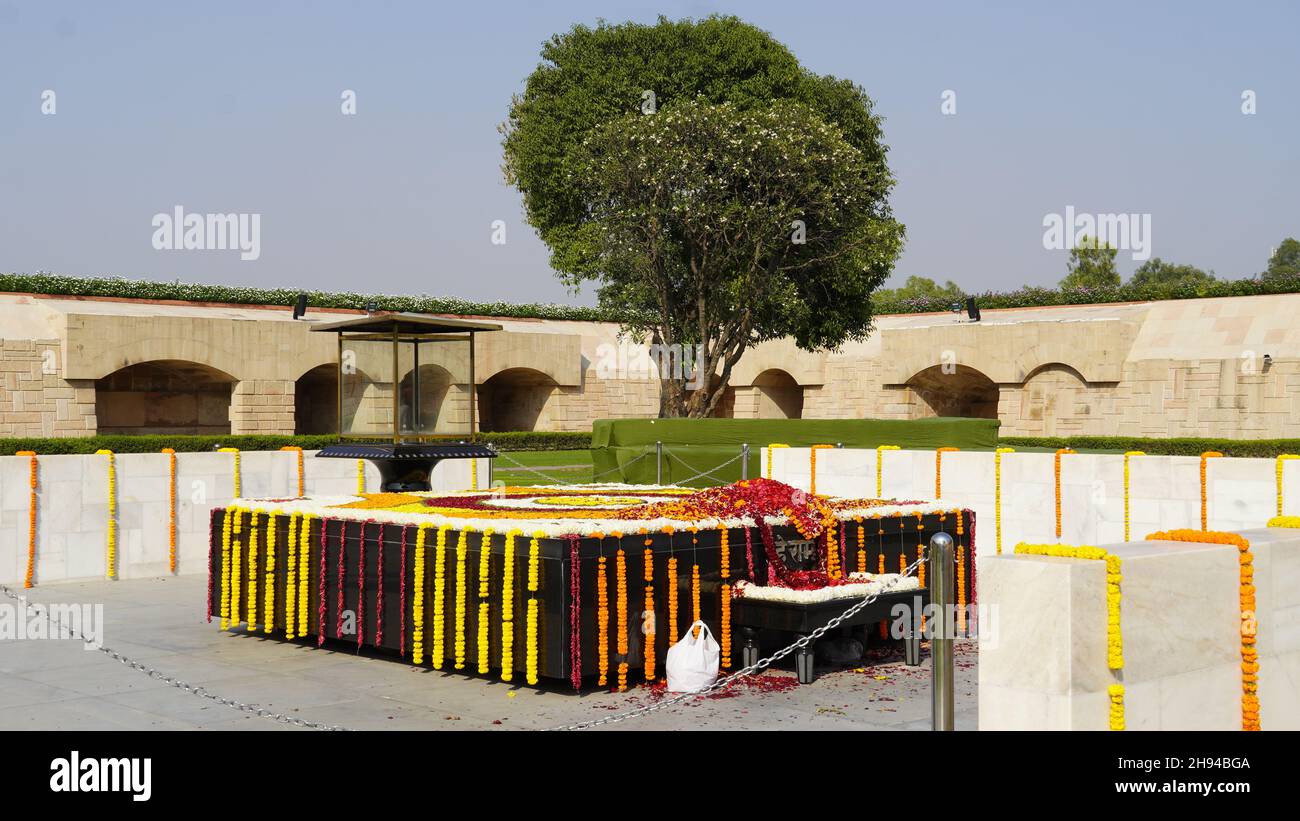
xmin=0 ymin=576 xmax=977 ymax=731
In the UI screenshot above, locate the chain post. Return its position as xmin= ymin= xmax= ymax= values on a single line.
xmin=929 ymin=531 xmax=955 ymax=731
xmin=741 ymin=443 xmax=749 ymax=480
xmin=656 ymin=441 xmax=663 ymax=484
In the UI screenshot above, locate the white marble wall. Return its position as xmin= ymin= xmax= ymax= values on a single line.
xmin=978 ymin=530 xmax=1300 ymax=730
xmin=766 ymin=446 xmax=1300 ymax=553
xmin=0 ymin=451 xmax=489 ymax=585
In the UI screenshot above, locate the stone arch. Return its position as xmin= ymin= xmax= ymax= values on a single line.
xmin=904 ymin=364 xmax=999 ymax=419
xmin=295 ymin=364 xmax=337 ymax=434
xmin=398 ymin=363 xmax=457 ymax=433
xmin=477 ymin=367 xmax=559 ymax=432
xmin=751 ymin=368 xmax=805 ymax=419
xmin=95 ymin=360 xmax=236 ymax=435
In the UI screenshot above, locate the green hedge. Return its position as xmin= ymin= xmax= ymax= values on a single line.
xmin=0 ymin=431 xmax=592 ymax=456
xmin=999 ymin=436 xmax=1300 ymax=458
xmin=0 ymin=272 xmax=618 ymax=322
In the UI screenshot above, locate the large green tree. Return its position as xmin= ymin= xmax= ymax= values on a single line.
xmin=1059 ymin=235 xmax=1120 ymax=289
xmin=1264 ymin=237 xmax=1300 ymax=280
xmin=873 ymin=276 xmax=965 ymax=307
xmin=1127 ymin=258 xmax=1216 ymax=288
xmin=501 ymin=16 xmax=903 ymax=417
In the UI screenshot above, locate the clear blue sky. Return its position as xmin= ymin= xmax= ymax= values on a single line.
xmin=2 ymin=0 xmax=1297 ymax=306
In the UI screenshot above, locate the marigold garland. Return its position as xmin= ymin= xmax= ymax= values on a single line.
xmin=1275 ymin=454 xmax=1300 ymax=517
xmin=855 ymin=521 xmax=866 ymax=573
xmin=569 ymin=535 xmax=583 ymax=689
xmin=356 ymin=520 xmax=367 ymax=648
xmin=825 ymin=519 xmax=841 ymax=580
xmin=1123 ymin=451 xmax=1144 ymax=542
xmin=411 ymin=524 xmax=429 ymax=664
xmin=477 ymin=528 xmax=494 ymax=674
xmin=994 ymin=447 xmax=1014 ymax=554
xmin=285 ymin=512 xmax=299 ymax=639
xmin=375 ymin=522 xmax=385 ymax=647
xmin=1015 ymin=541 xmax=1124 ymax=730
xmin=935 ymin=447 xmax=959 ymax=499
xmin=218 ymin=447 xmax=241 ymax=497
xmin=230 ymin=506 xmax=243 ymax=626
xmin=501 ymin=528 xmax=519 ymax=681
xmin=643 ymin=532 xmax=656 ymax=681
xmin=97 ymin=449 xmax=118 ymax=580
xmin=1267 ymin=515 xmax=1300 ymax=528
xmin=809 ymin=444 xmax=835 ymax=496
xmin=280 ymin=446 xmax=305 ymax=497
xmin=955 ymin=511 xmax=967 ymax=635
xmin=691 ymin=562 xmax=701 ymax=628
xmin=356 ymin=459 xmax=365 ymax=494
xmin=317 ymin=518 xmax=329 ymax=646
xmin=454 ymin=527 xmax=469 ymax=669
xmin=1109 ymin=685 xmax=1125 ymax=732
xmin=18 ymin=451 xmax=37 ymax=588
xmin=615 ymin=539 xmax=629 ymax=690
xmin=263 ymin=510 xmax=278 ymax=634
xmin=596 ymin=541 xmax=609 ymax=686
xmin=876 ymin=445 xmax=900 ymax=498
xmin=247 ymin=510 xmax=261 ymax=631
xmin=667 ymin=555 xmax=679 ymax=644
xmin=526 ymin=529 xmax=544 ymax=685
xmin=162 ymin=448 xmax=177 ymax=574
xmin=1200 ymin=452 xmax=1223 ymax=530
xmin=1054 ymin=448 xmax=1074 ymax=539
xmin=298 ymin=514 xmax=313 ymax=639
xmin=1146 ymin=529 xmax=1259 ymax=730
xmin=432 ymin=524 xmax=450 ymax=669
xmin=766 ymin=443 xmax=789 ymax=479
xmin=219 ymin=507 xmax=234 ymax=629
xmin=878 ymin=546 xmax=888 ymax=639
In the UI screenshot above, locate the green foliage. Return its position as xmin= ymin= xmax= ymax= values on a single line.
xmin=1128 ymin=258 xmax=1216 ymax=287
xmin=502 ymin=15 xmax=902 ymax=417
xmin=1265 ymin=237 xmax=1300 ymax=280
xmin=871 ymin=276 xmax=964 ymax=311
xmin=0 ymin=431 xmax=591 ymax=456
xmin=1059 ymin=235 xmax=1121 ymax=289
xmin=0 ymin=272 xmax=615 ymax=322
xmin=1000 ymin=435 xmax=1300 ymax=459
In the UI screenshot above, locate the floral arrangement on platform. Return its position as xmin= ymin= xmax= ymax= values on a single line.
xmin=733 ymin=572 xmax=919 ymax=604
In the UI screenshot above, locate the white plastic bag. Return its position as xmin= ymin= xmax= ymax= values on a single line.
xmin=665 ymin=620 xmax=720 ymax=693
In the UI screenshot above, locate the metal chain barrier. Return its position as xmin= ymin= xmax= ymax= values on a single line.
xmin=661 ymin=447 xmax=746 ymax=486
xmin=545 ymin=554 xmax=927 ymax=731
xmin=493 ymin=450 xmax=647 ymax=485
xmin=0 ymin=583 xmax=351 ymax=731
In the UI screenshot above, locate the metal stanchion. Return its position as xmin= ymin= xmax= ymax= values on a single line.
xmin=929 ymin=531 xmax=955 ymax=731
xmin=656 ymin=441 xmax=663 ymax=485
xmin=741 ymin=443 xmax=749 ymax=479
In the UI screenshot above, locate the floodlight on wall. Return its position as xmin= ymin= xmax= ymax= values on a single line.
xmin=292 ymin=293 xmax=308 ymax=320
xmin=966 ymin=297 xmax=981 ymax=322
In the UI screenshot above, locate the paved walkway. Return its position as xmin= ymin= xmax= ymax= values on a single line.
xmin=0 ymin=576 xmax=977 ymax=730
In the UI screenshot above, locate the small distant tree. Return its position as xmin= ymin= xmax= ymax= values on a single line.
xmin=1059 ymin=235 xmax=1120 ymax=289
xmin=1264 ymin=237 xmax=1300 ymax=280
xmin=1128 ymin=258 xmax=1216 ymax=288
xmin=876 ymin=276 xmax=964 ymax=305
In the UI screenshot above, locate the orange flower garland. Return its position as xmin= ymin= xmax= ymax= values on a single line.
xmin=1146 ymin=529 xmax=1259 ymax=730
xmin=18 ymin=451 xmax=37 ymax=588
xmin=1054 ymin=448 xmax=1074 ymax=538
xmin=643 ymin=531 xmax=656 ymax=681
xmin=280 ymin=445 xmax=305 ymax=497
xmin=596 ymin=536 xmax=609 ymax=686
xmin=955 ymin=510 xmax=967 ymax=635
xmin=667 ymin=554 xmax=679 ymax=644
xmin=615 ymin=533 xmax=629 ymax=691
xmin=878 ymin=548 xmax=888 ymax=639
xmin=935 ymin=447 xmax=959 ymax=499
xmin=162 ymin=448 xmax=177 ymax=574
xmin=1200 ymin=452 xmax=1223 ymax=530
xmin=719 ymin=526 xmax=732 ymax=670
xmin=691 ymin=563 xmax=701 ymax=629
xmin=855 ymin=520 xmax=866 ymax=573
xmin=809 ymin=444 xmax=835 ymax=496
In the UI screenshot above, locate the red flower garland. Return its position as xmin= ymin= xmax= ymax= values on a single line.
xmin=400 ymin=525 xmax=408 ymax=656
xmin=206 ymin=508 xmax=215 ymax=623
xmin=317 ymin=518 xmax=329 ymax=646
xmin=336 ymin=520 xmax=347 ymax=640
xmin=743 ymin=527 xmax=756 ymax=580
xmin=356 ymin=520 xmax=370 ymax=648
xmin=569 ymin=535 xmax=582 ymax=690
xmin=375 ymin=521 xmax=385 ymax=647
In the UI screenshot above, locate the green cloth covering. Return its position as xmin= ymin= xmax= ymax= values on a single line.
xmin=591 ymin=417 xmax=1000 ymax=487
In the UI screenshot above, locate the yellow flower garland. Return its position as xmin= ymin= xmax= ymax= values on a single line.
xmin=285 ymin=512 xmax=299 ymax=639
xmin=994 ymin=447 xmax=1014 ymax=554
xmin=1267 ymin=515 xmax=1300 ymax=528
xmin=766 ymin=443 xmax=789 ymax=479
xmin=1200 ymin=452 xmax=1223 ymax=530
xmin=280 ymin=446 xmax=305 ymax=497
xmin=470 ymin=457 xmax=478 ymax=491
xmin=1276 ymin=455 xmax=1300 ymax=517
xmin=297 ymin=514 xmax=313 ymax=637
xmin=218 ymin=447 xmax=241 ymax=497
xmin=247 ymin=510 xmax=261 ymax=631
xmin=263 ymin=510 xmax=278 ymax=634
xmin=230 ymin=506 xmax=243 ymax=626
xmin=97 ymin=449 xmax=117 ymax=579
xmin=356 ymin=459 xmax=366 ymax=494
xmin=432 ymin=524 xmax=450 ymax=669
xmin=477 ymin=528 xmax=494 ymax=674
xmin=454 ymin=528 xmax=470 ymax=669
xmin=875 ymin=445 xmax=900 ymax=498
xmin=809 ymin=444 xmax=834 ymax=496
xmin=220 ymin=508 xmax=234 ymax=629
xmin=500 ymin=529 xmax=519 ymax=681
xmin=1123 ymin=451 xmax=1144 ymax=542
xmin=1054 ymin=449 xmax=1074 ymax=539
xmin=1015 ymin=542 xmax=1124 ymax=729
xmin=526 ymin=529 xmax=544 ymax=685
xmin=411 ymin=524 xmax=429 ymax=664
xmin=162 ymin=448 xmax=177 ymax=574
xmin=934 ymin=447 xmax=959 ymax=499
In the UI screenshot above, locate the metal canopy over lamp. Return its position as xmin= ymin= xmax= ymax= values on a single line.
xmin=309 ymin=312 xmax=501 ymax=491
